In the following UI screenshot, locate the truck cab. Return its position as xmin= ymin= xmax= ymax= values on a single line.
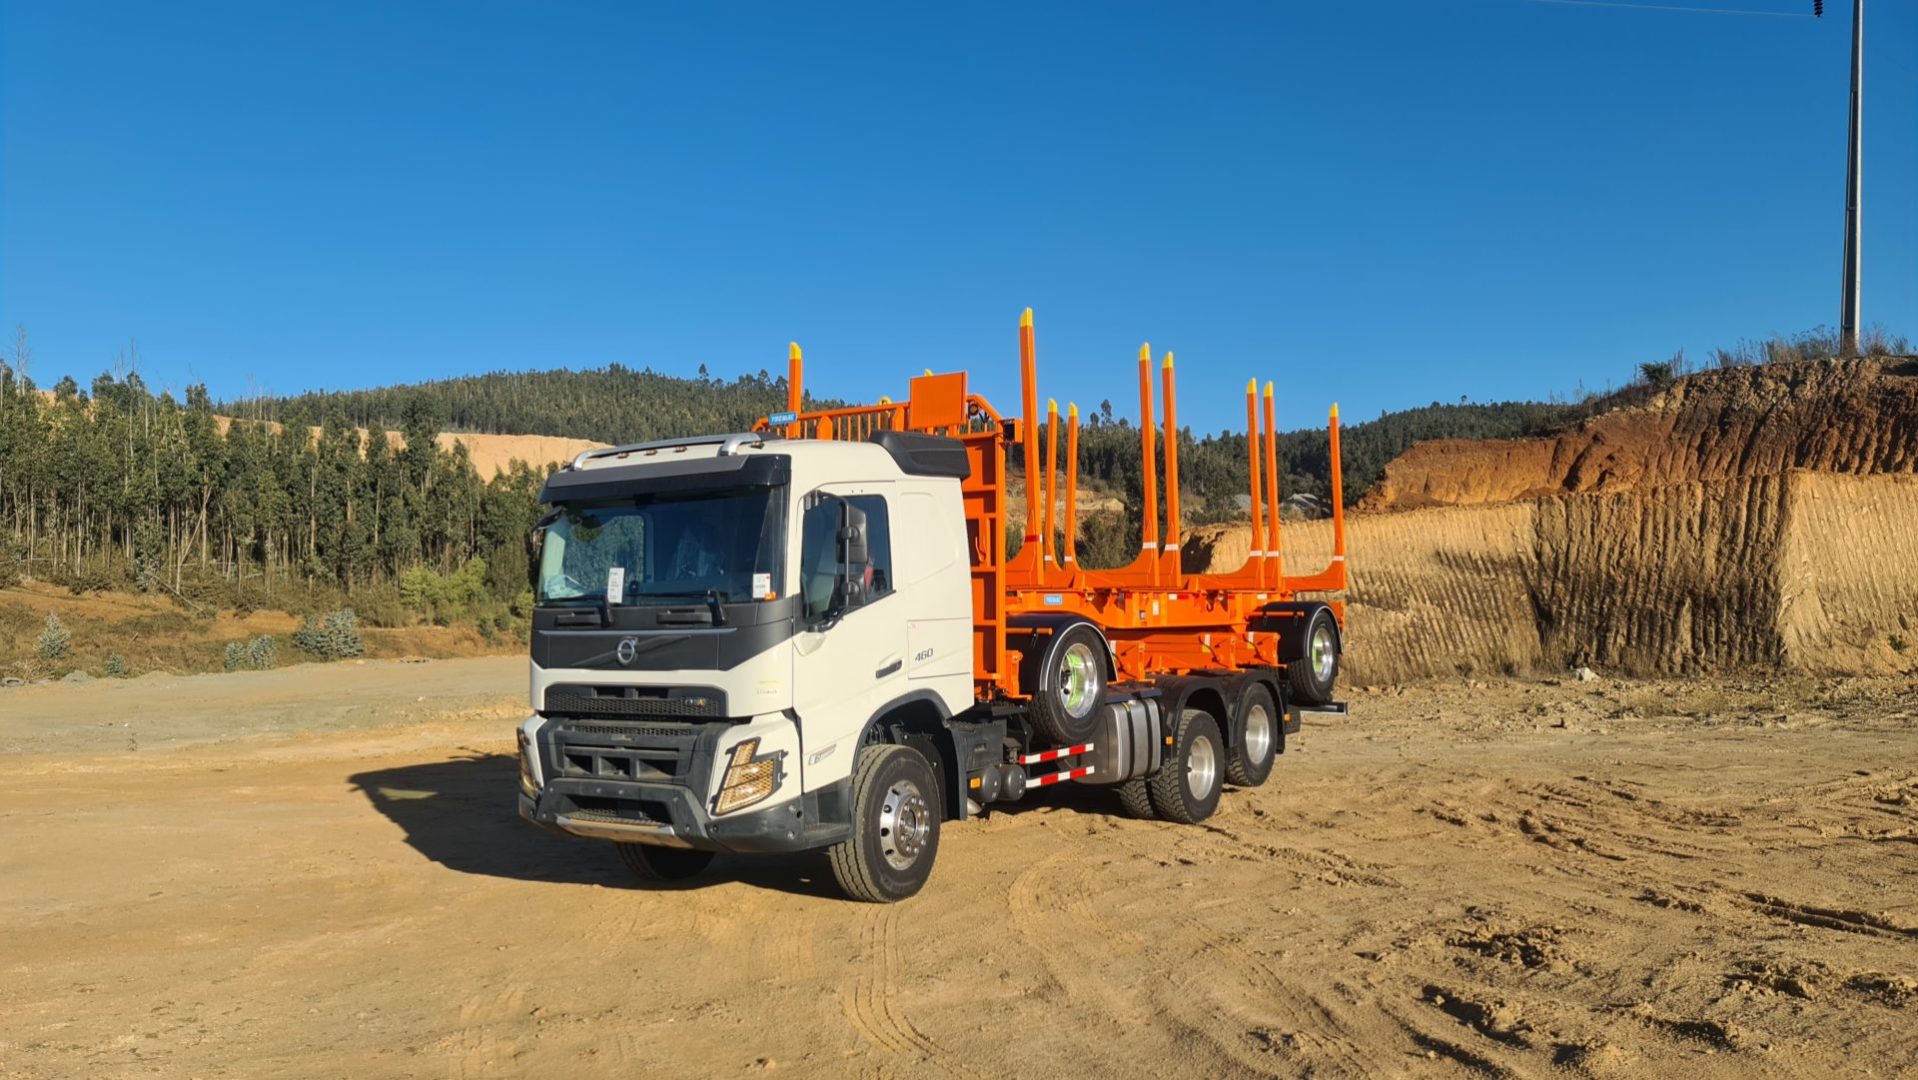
xmin=519 ymin=431 xmax=975 ymax=888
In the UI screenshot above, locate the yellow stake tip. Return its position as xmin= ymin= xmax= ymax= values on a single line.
xmin=1068 ymin=402 xmax=1079 ymax=418
xmin=1138 ymin=343 xmax=1151 ymax=362
xmin=1162 ymin=351 xmax=1174 ymax=369
xmin=1264 ymin=380 xmax=1274 ymax=397
xmin=1020 ymin=308 xmax=1033 ymax=328
xmin=1330 ymin=402 xmax=1340 ymax=419
xmin=923 ymin=368 xmax=933 ymax=376
xmin=1047 ymin=397 xmax=1058 ymax=413
xmin=788 ymin=342 xmax=802 ymax=360
xmin=1246 ymin=379 xmax=1257 ymax=394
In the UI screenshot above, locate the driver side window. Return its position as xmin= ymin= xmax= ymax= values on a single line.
xmin=798 ymin=493 xmax=893 ymax=624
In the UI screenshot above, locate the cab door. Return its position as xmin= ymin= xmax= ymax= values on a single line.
xmin=791 ymin=487 xmax=907 ymax=792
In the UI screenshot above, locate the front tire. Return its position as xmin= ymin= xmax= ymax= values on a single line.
xmin=1225 ymin=683 xmax=1278 ymax=788
xmin=829 ymin=745 xmax=942 ymax=903
xmin=1148 ymin=709 xmax=1225 ymax=824
xmin=615 ymin=843 xmax=715 ymax=882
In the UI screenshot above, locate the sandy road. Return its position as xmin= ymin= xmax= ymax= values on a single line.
xmin=2 ymin=661 xmax=1915 ymax=1078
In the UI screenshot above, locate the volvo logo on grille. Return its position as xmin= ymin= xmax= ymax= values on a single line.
xmin=615 ymin=637 xmax=639 ymax=666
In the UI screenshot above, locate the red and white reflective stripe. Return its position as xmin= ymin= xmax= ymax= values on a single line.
xmin=1017 ymin=743 xmax=1093 ymax=765
xmin=1028 ymin=765 xmax=1095 ymax=787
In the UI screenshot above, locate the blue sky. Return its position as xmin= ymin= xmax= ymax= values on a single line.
xmin=2 ymin=0 xmax=1910 ymax=434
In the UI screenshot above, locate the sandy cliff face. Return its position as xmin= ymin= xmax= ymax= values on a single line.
xmin=1362 ymin=359 xmax=1918 ymax=511
xmin=1183 ymin=360 xmax=1918 ymax=684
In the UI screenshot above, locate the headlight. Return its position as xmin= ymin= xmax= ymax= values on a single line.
xmin=714 ymin=738 xmax=783 ymax=815
xmin=517 ymin=727 xmax=540 ymax=798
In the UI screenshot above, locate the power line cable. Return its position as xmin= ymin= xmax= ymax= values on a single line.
xmin=1517 ymin=0 xmax=1810 ymax=16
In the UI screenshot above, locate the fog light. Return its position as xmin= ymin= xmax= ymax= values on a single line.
xmin=714 ymin=738 xmax=783 ymax=815
xmin=517 ymin=727 xmax=540 ymax=799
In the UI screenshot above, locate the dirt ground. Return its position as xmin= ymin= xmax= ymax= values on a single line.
xmin=2 ymin=661 xmax=1915 ymax=1079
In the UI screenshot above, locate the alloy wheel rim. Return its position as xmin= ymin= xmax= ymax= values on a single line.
xmin=1187 ymin=731 xmax=1218 ymax=800
xmin=878 ymin=778 xmax=930 ymax=871
xmin=1059 ymin=642 xmax=1099 ymax=718
xmin=1244 ymin=704 xmax=1273 ymax=765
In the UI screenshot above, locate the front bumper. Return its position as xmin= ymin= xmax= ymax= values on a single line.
xmin=518 ymin=714 xmax=851 ymax=854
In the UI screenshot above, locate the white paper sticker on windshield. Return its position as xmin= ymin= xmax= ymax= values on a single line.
xmin=606 ymin=566 xmax=625 ymax=605
xmin=753 ymin=572 xmax=771 ymax=598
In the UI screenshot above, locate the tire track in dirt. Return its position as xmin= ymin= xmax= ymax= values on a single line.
xmin=840 ymin=903 xmax=982 ymax=1078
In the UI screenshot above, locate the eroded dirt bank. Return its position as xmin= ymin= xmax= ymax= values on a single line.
xmin=3 ymin=662 xmax=1915 ymax=1078
xmin=1361 ymin=358 xmax=1918 ymax=512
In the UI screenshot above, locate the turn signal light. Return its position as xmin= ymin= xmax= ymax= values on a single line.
xmin=714 ymin=738 xmax=782 ymax=815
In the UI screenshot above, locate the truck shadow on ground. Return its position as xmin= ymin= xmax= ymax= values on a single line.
xmin=349 ymin=754 xmax=844 ymax=899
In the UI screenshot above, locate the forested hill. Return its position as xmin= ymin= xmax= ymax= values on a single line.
xmin=226 ymin=365 xmax=1580 ymax=506
xmin=220 ymin=365 xmax=842 ymax=448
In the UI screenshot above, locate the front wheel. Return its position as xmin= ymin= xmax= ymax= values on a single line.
xmin=1148 ymin=709 xmax=1225 ymax=824
xmin=828 ymin=744 xmax=942 ymax=903
xmin=615 ymin=843 xmax=715 ymax=882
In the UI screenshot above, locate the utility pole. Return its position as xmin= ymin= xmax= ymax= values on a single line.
xmin=1837 ymin=0 xmax=1864 ymax=356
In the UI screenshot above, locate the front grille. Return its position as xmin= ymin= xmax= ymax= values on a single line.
xmin=560 ymin=722 xmax=694 ymax=738
xmin=544 ymin=684 xmax=726 ymax=719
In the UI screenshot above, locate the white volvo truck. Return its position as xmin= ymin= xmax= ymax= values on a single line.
xmin=519 ymin=335 xmax=1348 ymax=902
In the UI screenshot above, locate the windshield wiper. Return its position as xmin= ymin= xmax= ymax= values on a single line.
xmin=630 ymin=589 xmax=730 ymax=626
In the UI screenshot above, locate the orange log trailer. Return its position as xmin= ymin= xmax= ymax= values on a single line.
xmin=755 ymin=307 xmax=1348 ymax=716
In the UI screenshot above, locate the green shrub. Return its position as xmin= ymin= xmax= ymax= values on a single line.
xmin=294 ymin=609 xmax=363 ymax=660
xmin=37 ymin=613 xmax=70 ymax=660
xmin=105 ymin=653 xmax=129 ymax=678
xmin=223 ymin=640 xmax=248 ymax=671
xmin=247 ymin=635 xmax=279 ymax=669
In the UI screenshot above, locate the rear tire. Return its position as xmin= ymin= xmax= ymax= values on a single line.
xmin=1225 ymin=683 xmax=1278 ymax=788
xmin=1286 ymin=607 xmax=1340 ymax=706
xmin=615 ymin=843 xmax=715 ymax=882
xmin=828 ymin=745 xmax=941 ymax=903
xmin=1148 ymin=709 xmax=1224 ymax=824
xmin=1027 ymin=623 xmax=1109 ymax=746
xmin=1115 ymin=778 xmax=1156 ymax=819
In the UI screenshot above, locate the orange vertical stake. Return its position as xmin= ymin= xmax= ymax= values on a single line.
xmin=1160 ymin=352 xmax=1181 ymax=581
xmin=1262 ymin=383 xmax=1280 ymax=578
xmin=1329 ymin=402 xmax=1345 ymax=588
xmin=1042 ymin=398 xmax=1059 ymax=576
xmin=1020 ymin=309 xmax=1040 ymax=560
xmin=1136 ymin=344 xmax=1159 ymax=586
xmin=1244 ymin=380 xmax=1265 ymax=588
xmin=1064 ymin=403 xmax=1080 ymax=571
xmin=787 ymin=343 xmax=804 ymax=439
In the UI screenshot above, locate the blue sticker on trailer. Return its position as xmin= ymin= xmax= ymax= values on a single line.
xmin=1043 ymin=594 xmax=1063 ymax=606
xmin=768 ymin=411 xmax=798 ymax=425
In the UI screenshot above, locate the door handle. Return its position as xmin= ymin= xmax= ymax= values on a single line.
xmin=875 ymin=659 xmax=902 ymax=679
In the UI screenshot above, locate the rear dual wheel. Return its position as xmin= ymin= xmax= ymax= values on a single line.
xmin=1225 ymin=684 xmax=1278 ymax=788
xmin=1147 ymin=709 xmax=1224 ymax=824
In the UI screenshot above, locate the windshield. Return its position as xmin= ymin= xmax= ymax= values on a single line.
xmin=537 ymin=486 xmax=785 ymax=606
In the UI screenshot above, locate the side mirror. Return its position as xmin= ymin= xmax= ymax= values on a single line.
xmin=838 ymin=503 xmax=869 ymax=568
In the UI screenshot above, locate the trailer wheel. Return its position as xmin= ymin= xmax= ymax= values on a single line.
xmin=1028 ymin=622 xmax=1109 ymax=746
xmin=1115 ymin=778 xmax=1156 ymax=819
xmin=1286 ymin=608 xmax=1340 ymax=706
xmin=1148 ymin=709 xmax=1224 ymax=824
xmin=1225 ymin=683 xmax=1278 ymax=788
xmin=614 ymin=843 xmax=715 ymax=883
xmin=828 ymin=744 xmax=941 ymax=903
